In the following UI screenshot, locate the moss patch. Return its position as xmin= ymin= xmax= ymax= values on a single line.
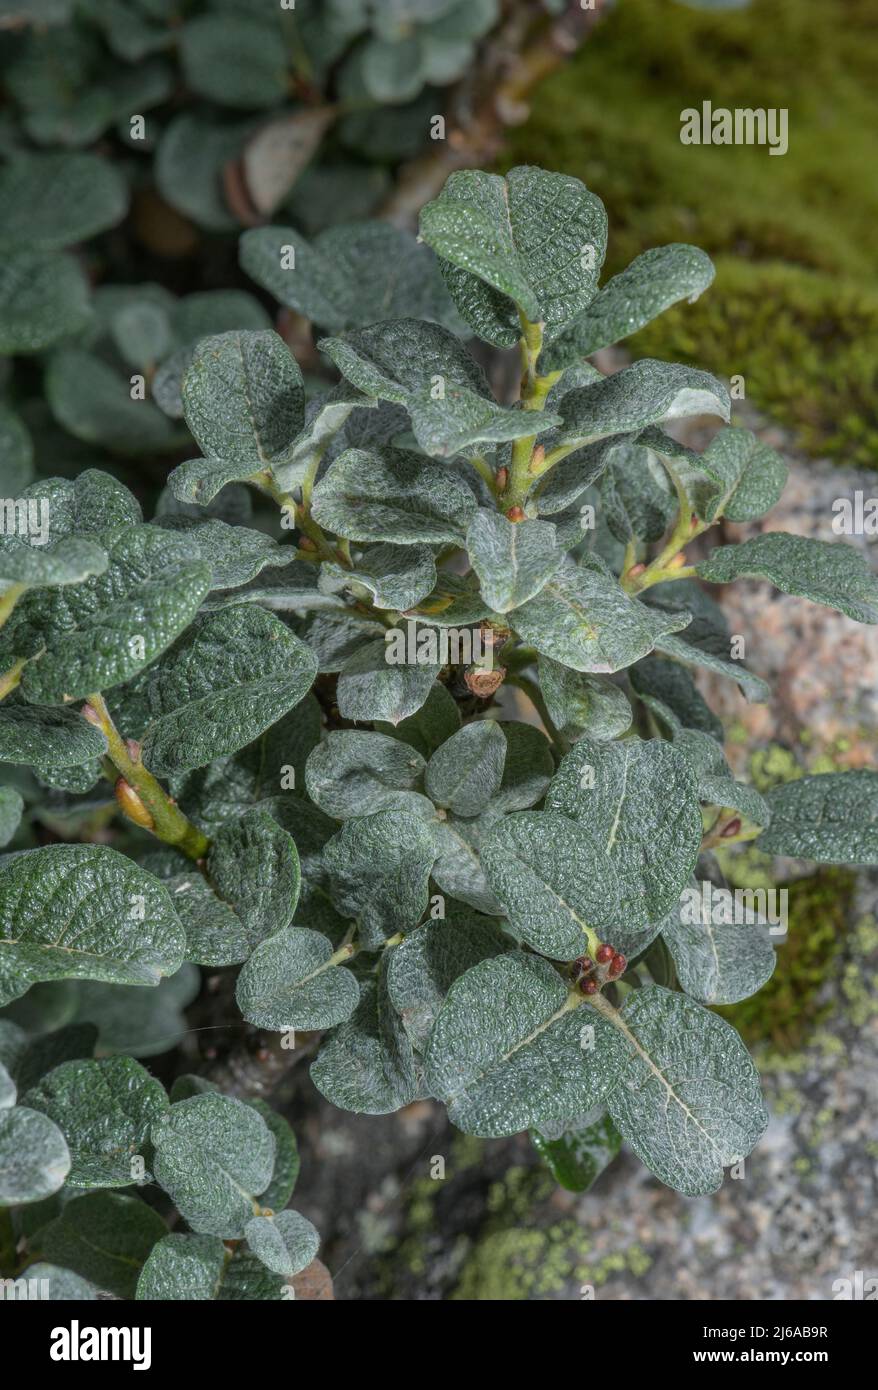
xmin=715 ymin=867 xmax=855 ymax=1051
xmin=505 ymin=0 xmax=878 ymax=464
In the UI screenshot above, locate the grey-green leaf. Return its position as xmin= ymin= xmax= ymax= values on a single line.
xmin=43 ymin=1191 xmax=166 ymax=1298
xmin=550 ymin=359 xmax=730 ymax=450
xmin=140 ymin=606 xmax=317 ymax=775
xmin=466 ymin=510 xmax=561 ymax=613
xmin=182 ymin=330 xmax=304 ymax=466
xmin=323 ymin=810 xmax=436 ymax=949
xmin=0 ymin=704 xmax=108 ymax=769
xmin=310 ymin=968 xmax=420 ymax=1116
xmin=546 ymin=737 xmax=703 ymax=926
xmin=318 ymin=543 xmax=436 ymax=611
xmin=305 ymin=729 xmax=426 ymax=820
xmin=425 ymin=720 xmax=507 ymax=817
xmin=419 ymin=166 xmax=608 ymax=347
xmin=245 ymin=1209 xmax=319 ymax=1277
xmin=660 ymin=882 xmax=776 ymax=1005
xmin=0 ymin=846 xmax=186 ymax=1005
xmin=758 ymin=771 xmax=878 ymax=865
xmin=425 ymin=953 xmax=629 ymax=1138
xmin=512 ymin=556 xmax=691 ymax=673
xmin=538 ymin=657 xmax=632 ymax=740
xmin=386 ymin=913 xmax=512 ymax=1051
xmin=22 ymin=1056 xmax=168 ymax=1188
xmin=604 ymin=986 xmax=768 ymax=1196
xmin=481 ymin=811 xmax=623 ymax=959
xmin=236 ymin=927 xmax=360 ymax=1031
xmin=311 ymin=447 xmax=477 ymax=545
xmin=0 ymin=1106 xmax=70 ymax=1204
xmin=207 ymin=809 xmax=300 ymax=951
xmin=17 ymin=525 xmax=211 ymax=705
xmin=549 ymin=243 xmax=715 ymax=360
xmin=697 ymin=533 xmax=878 ymax=624
xmin=0 ymin=787 xmax=23 ymax=848
xmin=336 ymin=638 xmax=439 ymax=726
xmin=240 ymin=221 xmax=460 ymax=333
xmin=151 ymin=1094 xmax=276 ymax=1239
xmin=695 ymin=427 xmax=788 ymax=523
xmin=0 ymin=250 xmax=91 ymax=355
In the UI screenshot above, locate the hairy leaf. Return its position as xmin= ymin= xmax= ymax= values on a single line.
xmin=0 ymin=845 xmax=185 ymax=1005
xmin=236 ymin=927 xmax=360 ymax=1031
xmin=419 ymin=167 xmax=608 ymax=346
xmin=602 ymin=986 xmax=768 ymax=1196
xmin=182 ymin=330 xmax=304 ymax=466
xmin=425 ymin=954 xmax=628 ymax=1137
xmin=481 ymin=811 xmax=623 ymax=958
xmin=23 ymin=1056 xmax=168 ymax=1187
xmin=425 ymin=720 xmax=507 ymax=817
xmin=0 ymin=1106 xmax=70 ymax=1204
xmin=548 ymin=243 xmax=715 ymax=360
xmin=546 ymin=737 xmax=703 ymax=925
xmin=311 ymin=447 xmax=476 ymax=544
xmin=245 ymin=1210 xmax=319 ymax=1277
xmin=758 ymin=771 xmax=878 ymax=864
xmin=466 ymin=510 xmax=561 ymax=613
xmin=42 ymin=1191 xmax=166 ymax=1298
xmin=140 ymin=606 xmax=317 ymax=775
xmin=512 ymin=556 xmax=691 ymax=673
xmin=697 ymin=533 xmax=878 ymax=624
xmin=151 ymin=1094 xmax=276 ymax=1239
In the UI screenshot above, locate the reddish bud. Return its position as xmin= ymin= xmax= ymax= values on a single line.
xmin=298 ymin=536 xmax=317 ymax=552
xmin=609 ymin=952 xmax=627 ymax=978
xmin=573 ymin=955 xmax=594 ymax=975
xmin=125 ymin=738 xmax=142 ymax=763
xmin=596 ymin=943 xmax=614 ymax=964
xmin=80 ymin=703 xmax=101 ymax=727
xmin=579 ymin=977 xmax=599 ymax=995
xmin=721 ymin=817 xmax=742 ymax=839
xmin=114 ymin=778 xmax=154 ymax=831
xmin=627 ymin=563 xmax=646 ymax=578
xmin=506 ymin=505 xmax=525 ymax=522
xmin=528 ymin=445 xmax=546 ymax=474
xmin=667 ymin=552 xmax=687 ymax=570
xmin=495 ymin=465 xmax=509 ymax=490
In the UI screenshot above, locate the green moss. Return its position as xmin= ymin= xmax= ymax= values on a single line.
xmin=451 ymin=1218 xmax=652 ymax=1301
xmin=506 ymin=0 xmax=878 ymax=465
xmin=632 ymin=261 xmax=878 ymax=467
xmin=715 ymin=868 xmax=855 ymax=1051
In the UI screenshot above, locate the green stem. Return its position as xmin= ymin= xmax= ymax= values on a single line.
xmin=0 ymin=657 xmax=26 ymax=703
xmin=85 ymin=693 xmax=210 ymax=861
xmin=0 ymin=582 xmax=26 ymax=631
xmin=469 ymin=454 xmax=498 ymax=497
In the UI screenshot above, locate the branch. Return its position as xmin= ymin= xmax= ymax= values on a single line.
xmin=378 ymin=0 xmax=611 ymax=228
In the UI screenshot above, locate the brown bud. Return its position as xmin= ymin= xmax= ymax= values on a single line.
xmin=579 ymin=977 xmax=599 ymax=996
xmin=528 ymin=445 xmax=546 ymax=474
xmin=495 ymin=465 xmax=509 ymax=491
xmin=506 ymin=506 xmax=526 ymax=522
xmin=720 ymin=817 xmax=742 ymax=839
xmin=80 ymin=703 xmax=102 ymax=727
xmin=627 ymin=563 xmax=646 ymax=578
xmin=125 ymin=739 xmax=142 ymax=763
xmin=114 ymin=778 xmax=155 ymax=830
xmin=596 ymin=943 xmax=615 ymax=964
xmin=298 ymin=536 xmax=317 ymax=552
xmin=464 ymin=665 xmax=506 ymax=698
